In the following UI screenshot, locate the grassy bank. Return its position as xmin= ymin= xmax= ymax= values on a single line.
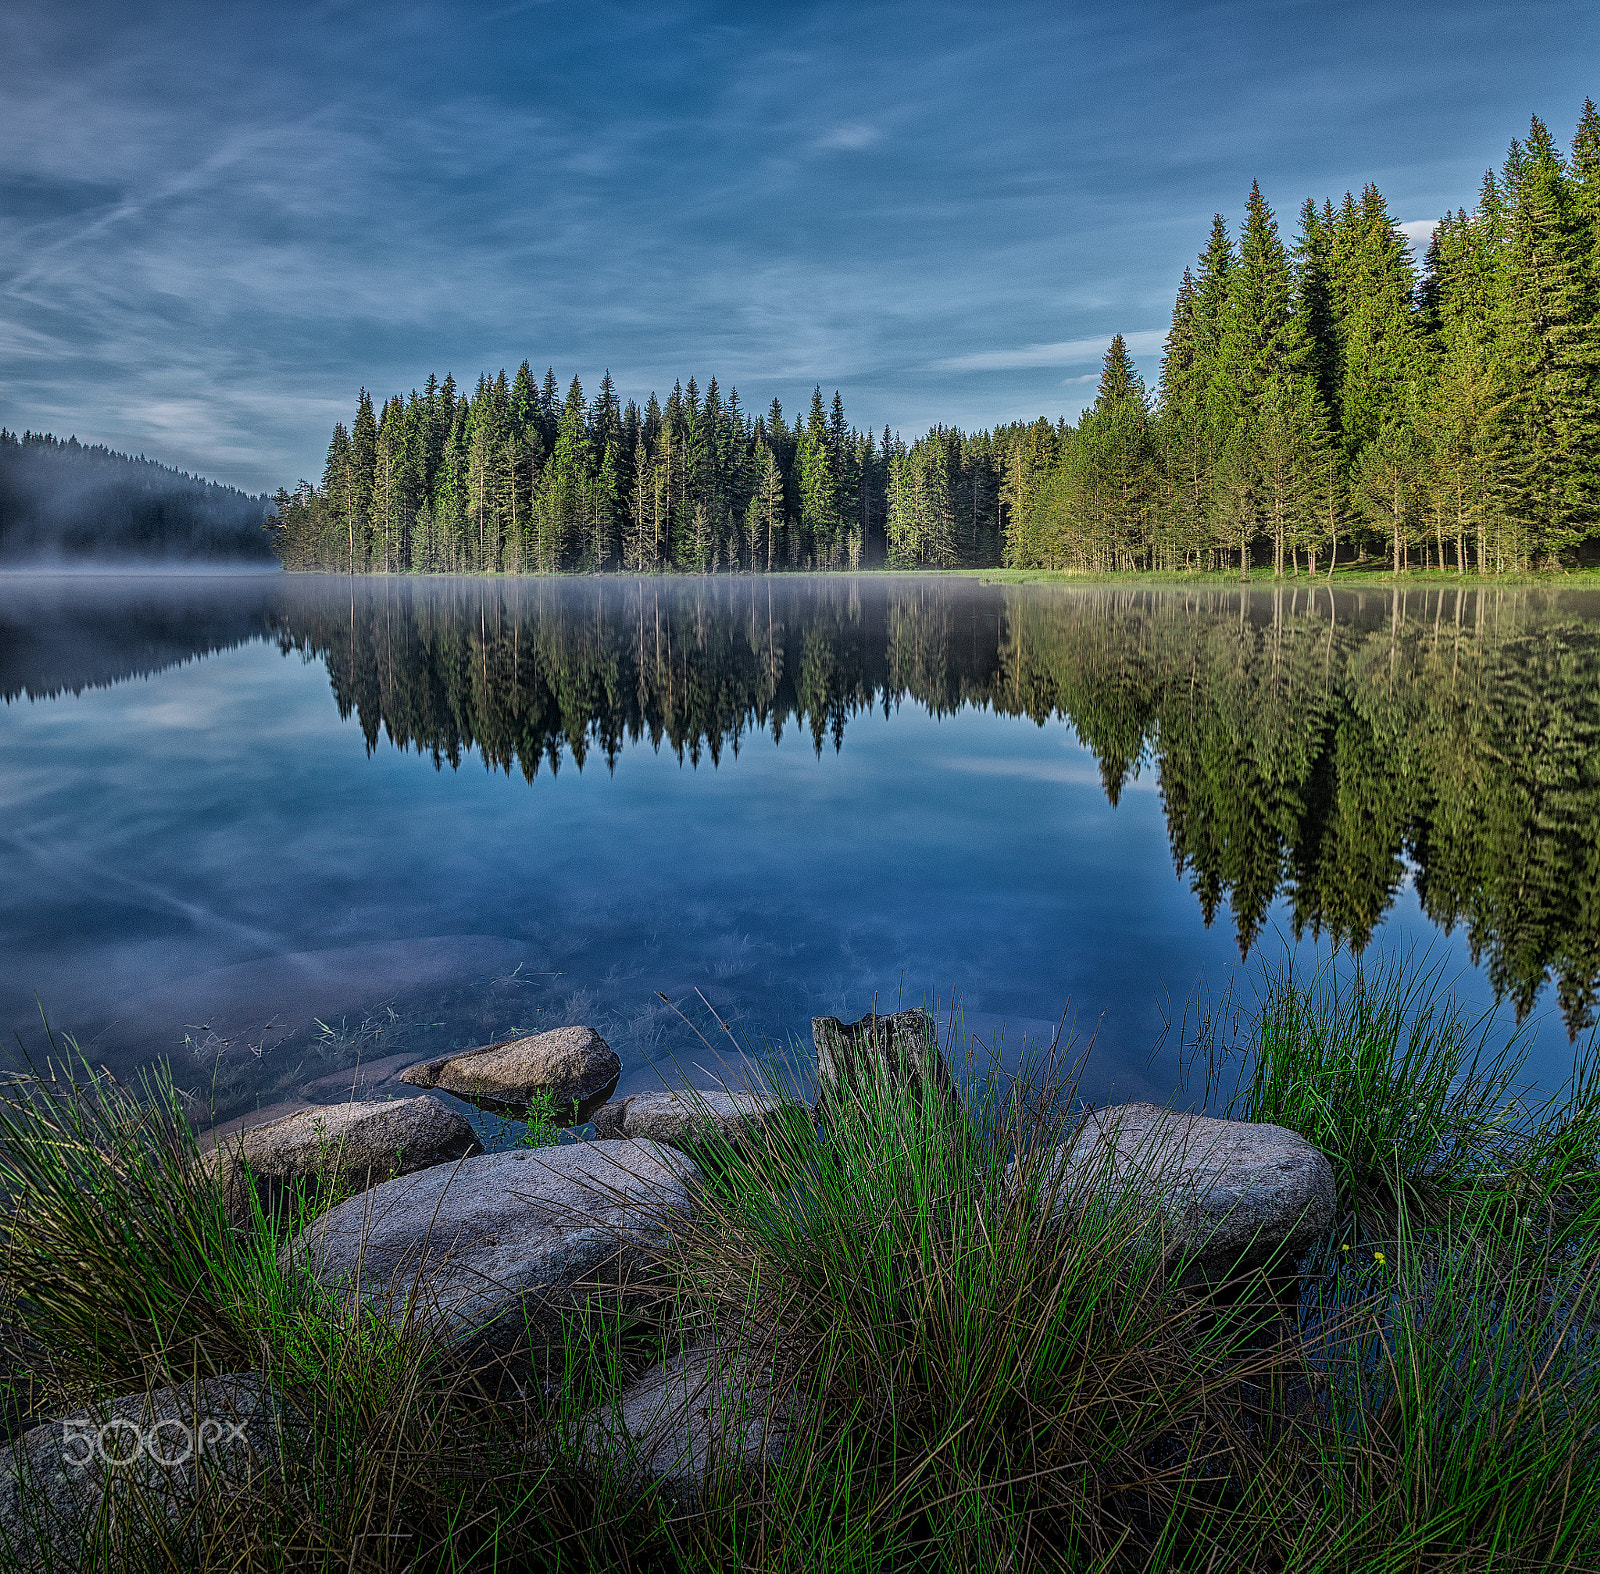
xmin=1 ymin=955 xmax=1597 ymax=1571
xmin=970 ymin=564 xmax=1600 ymax=589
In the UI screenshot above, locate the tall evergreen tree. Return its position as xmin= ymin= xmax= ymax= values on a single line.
xmin=349 ymin=389 xmax=378 ymax=568
xmin=1332 ymin=186 xmax=1420 ymax=459
xmin=797 ymin=388 xmax=837 ymax=567
xmin=1491 ymin=116 xmax=1600 ymax=557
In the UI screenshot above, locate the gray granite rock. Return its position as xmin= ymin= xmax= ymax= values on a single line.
xmin=811 ymin=1008 xmax=961 ymax=1124
xmin=284 ymin=1141 xmax=699 ymax=1367
xmin=206 ymin=1095 xmax=481 ymax=1215
xmin=399 ymin=1026 xmax=620 ymax=1119
xmin=573 ymin=1334 xmax=787 ymax=1504
xmin=588 ymin=1100 xmax=627 ymax=1140
xmin=0 ymin=1374 xmax=283 ymax=1571
xmin=619 ymin=1089 xmax=784 ymax=1150
xmin=297 ymin=1051 xmax=419 ymax=1103
xmin=1023 ymin=1103 xmax=1336 ymax=1279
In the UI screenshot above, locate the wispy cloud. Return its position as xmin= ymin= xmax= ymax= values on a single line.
xmin=0 ymin=0 xmax=1591 ymax=490
xmin=814 ymin=122 xmax=881 ymax=151
xmin=934 ymin=329 xmax=1166 ymax=373
xmin=936 ymin=755 xmax=1155 ymax=792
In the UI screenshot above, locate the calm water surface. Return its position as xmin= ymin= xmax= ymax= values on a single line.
xmin=3 ymin=572 xmax=1596 ymax=1131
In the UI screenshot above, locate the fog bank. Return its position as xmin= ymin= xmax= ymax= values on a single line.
xmin=0 ymin=431 xmax=276 ymax=563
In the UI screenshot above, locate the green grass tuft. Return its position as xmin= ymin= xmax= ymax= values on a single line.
xmin=0 ymin=965 xmax=1597 ymax=1570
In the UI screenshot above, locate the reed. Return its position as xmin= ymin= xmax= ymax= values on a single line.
xmin=1191 ymin=947 xmax=1534 ymax=1228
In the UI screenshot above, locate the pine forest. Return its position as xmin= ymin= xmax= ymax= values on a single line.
xmin=270 ymin=104 xmax=1600 ymax=579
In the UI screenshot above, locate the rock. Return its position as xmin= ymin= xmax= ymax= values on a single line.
xmin=0 ymin=1373 xmax=282 ymax=1570
xmin=811 ymin=1008 xmax=960 ymax=1124
xmin=206 ymin=1096 xmax=482 ymax=1216
xmin=588 ymin=1101 xmax=627 ymax=1140
xmin=618 ymin=1089 xmax=784 ymax=1151
xmin=198 ymin=1097 xmax=319 ymax=1151
xmin=1025 ymin=1103 xmax=1336 ymax=1279
xmin=399 ymin=1026 xmax=620 ymax=1120
xmin=284 ymin=1141 xmax=699 ymax=1369
xmin=297 ymin=1050 xmax=420 ymax=1103
xmin=573 ymin=1334 xmax=786 ymax=1504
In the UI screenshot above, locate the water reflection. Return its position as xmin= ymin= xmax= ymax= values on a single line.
xmin=1 ymin=572 xmax=275 ymax=701
xmin=270 ymin=576 xmax=1600 ymax=1036
xmin=4 ymin=572 xmax=1597 ymax=1133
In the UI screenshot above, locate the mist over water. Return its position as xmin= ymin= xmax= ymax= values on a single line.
xmin=0 ymin=435 xmax=275 ymax=564
xmin=2 ymin=572 xmax=1594 ymax=1132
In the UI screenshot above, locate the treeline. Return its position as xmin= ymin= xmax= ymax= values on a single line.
xmin=269 ymin=576 xmax=1600 ymax=1031
xmin=271 ymin=372 xmax=1013 ymax=575
xmin=1012 ymin=103 xmax=1600 ymax=574
xmin=0 ymin=430 xmax=275 ymax=562
xmin=274 ymin=101 xmax=1600 ymax=579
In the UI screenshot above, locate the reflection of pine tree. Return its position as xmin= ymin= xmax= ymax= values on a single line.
xmin=273 ymin=578 xmax=1600 ymax=1035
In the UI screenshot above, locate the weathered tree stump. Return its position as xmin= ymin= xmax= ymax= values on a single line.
xmin=810 ymin=1008 xmax=962 ymax=1125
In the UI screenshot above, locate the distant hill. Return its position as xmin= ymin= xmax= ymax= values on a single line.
xmin=0 ymin=430 xmax=276 ymax=563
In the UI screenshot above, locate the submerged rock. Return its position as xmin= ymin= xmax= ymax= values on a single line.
xmin=399 ymin=1026 xmax=620 ymax=1119
xmin=297 ymin=1050 xmax=420 ymax=1103
xmin=617 ymin=1089 xmax=784 ymax=1150
xmin=0 ymin=1373 xmax=283 ymax=1571
xmin=284 ymin=1141 xmax=698 ymax=1369
xmin=206 ymin=1095 xmax=481 ymax=1215
xmin=1024 ymin=1103 xmax=1336 ymax=1279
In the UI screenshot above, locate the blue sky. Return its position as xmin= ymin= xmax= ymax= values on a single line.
xmin=2 ymin=0 xmax=1595 ymax=494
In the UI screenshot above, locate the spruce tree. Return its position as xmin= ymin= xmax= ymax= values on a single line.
xmin=1572 ymin=99 xmax=1600 ymax=245
xmin=1332 ymin=186 xmax=1421 ymax=473
xmin=465 ymin=374 xmax=506 ymax=572
xmin=1194 ymin=215 xmax=1234 ymax=384
xmin=372 ymin=396 xmax=406 ymax=572
xmin=1158 ymin=268 xmax=1201 ymax=412
xmin=1209 ymin=184 xmax=1304 ymax=574
xmin=1420 ymin=207 xmax=1499 ymax=570
xmin=510 ymin=362 xmax=538 ymax=436
xmin=322 ymin=423 xmax=353 ymax=573
xmin=350 ymin=389 xmax=378 ymax=569
xmin=797 ymin=388 xmax=837 ymax=566
xmin=1293 ymin=198 xmax=1341 ymax=427
xmin=1492 ymin=115 xmax=1600 ymax=557
xmin=1212 ymin=184 xmax=1297 ymax=429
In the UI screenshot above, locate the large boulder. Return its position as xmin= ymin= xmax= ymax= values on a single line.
xmin=572 ymin=1333 xmax=787 ymax=1505
xmin=615 ymin=1089 xmax=785 ymax=1151
xmin=399 ymin=1026 xmax=620 ymax=1120
xmin=1024 ymin=1103 xmax=1336 ymax=1280
xmin=811 ymin=1008 xmax=960 ymax=1124
xmin=284 ymin=1141 xmax=699 ymax=1368
xmin=0 ymin=1373 xmax=282 ymax=1571
xmin=206 ymin=1096 xmax=481 ymax=1216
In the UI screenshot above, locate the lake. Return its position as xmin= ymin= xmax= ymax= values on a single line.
xmin=3 ymin=571 xmax=1596 ymax=1137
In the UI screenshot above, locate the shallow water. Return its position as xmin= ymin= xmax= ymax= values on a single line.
xmin=3 ymin=571 xmax=1595 ymax=1132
